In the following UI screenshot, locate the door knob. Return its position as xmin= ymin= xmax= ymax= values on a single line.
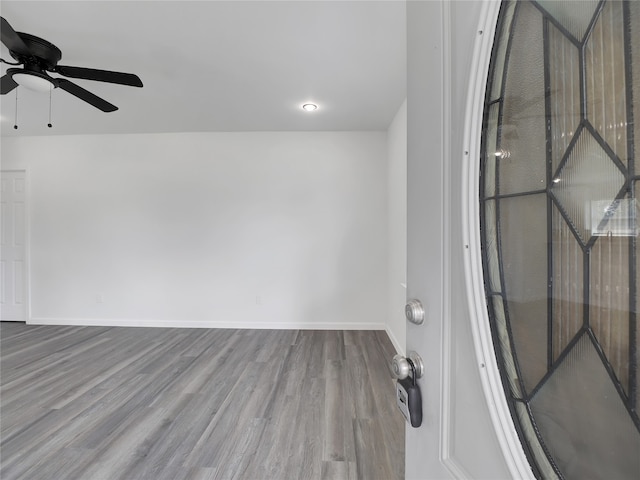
xmin=391 ymin=351 xmax=424 ymax=379
xmin=392 ymin=351 xmax=424 ymax=428
xmin=405 ymin=299 xmax=425 ymax=325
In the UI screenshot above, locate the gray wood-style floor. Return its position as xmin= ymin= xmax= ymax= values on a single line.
xmin=0 ymin=323 xmax=404 ymax=480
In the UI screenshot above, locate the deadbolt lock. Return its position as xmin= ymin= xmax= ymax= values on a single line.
xmin=405 ymin=299 xmax=425 ymax=325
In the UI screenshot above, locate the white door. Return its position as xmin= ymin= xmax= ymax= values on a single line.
xmin=1 ymin=170 xmax=27 ymax=321
xmin=404 ymin=1 xmax=525 ymax=478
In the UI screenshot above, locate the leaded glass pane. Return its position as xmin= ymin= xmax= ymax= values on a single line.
xmin=484 ymin=104 xmax=499 ymax=198
xmin=492 ymin=295 xmax=523 ymax=398
xmin=484 ymin=200 xmax=502 ymax=293
xmin=514 ymin=401 xmax=556 ymax=478
xmin=489 ymin=0 xmax=517 ymax=102
xmin=551 ymin=129 xmax=625 ymax=244
xmin=548 ymin=22 xmax=581 ymax=172
xmin=536 ymin=0 xmax=600 ymax=42
xmin=585 ymin=0 xmax=628 ymax=163
xmin=633 ymin=3 xmax=640 ymax=173
xmin=635 ymin=180 xmax=640 ymax=413
xmin=499 ymin=1 xmax=547 ymax=195
xmin=500 ymin=194 xmax=548 ymax=392
xmin=591 ymin=233 xmax=631 ymax=393
xmin=551 ymin=204 xmax=583 ymax=362
xmin=530 ymin=335 xmax=640 ymax=479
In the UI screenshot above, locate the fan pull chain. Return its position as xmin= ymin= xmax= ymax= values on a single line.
xmin=48 ymin=84 xmax=53 ymax=128
xmin=13 ymin=88 xmax=18 ymax=130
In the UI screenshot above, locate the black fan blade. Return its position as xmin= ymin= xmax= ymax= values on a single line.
xmin=56 ymin=79 xmax=118 ymax=112
xmin=1 ymin=17 xmax=32 ymax=56
xmin=1 ymin=74 xmax=18 ymax=94
xmin=55 ymin=65 xmax=143 ymax=87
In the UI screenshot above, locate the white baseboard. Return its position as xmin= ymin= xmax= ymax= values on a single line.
xmin=385 ymin=325 xmax=405 ymax=356
xmin=27 ymin=317 xmax=387 ymax=331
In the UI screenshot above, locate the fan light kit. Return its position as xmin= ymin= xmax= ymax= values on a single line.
xmin=10 ymin=71 xmax=54 ymax=92
xmin=302 ymin=103 xmax=318 ymax=112
xmin=1 ymin=15 xmax=143 ymax=125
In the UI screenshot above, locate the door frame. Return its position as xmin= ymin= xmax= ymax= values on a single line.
xmin=460 ymin=1 xmax=535 ymax=478
xmin=1 ymin=169 xmax=30 ymax=322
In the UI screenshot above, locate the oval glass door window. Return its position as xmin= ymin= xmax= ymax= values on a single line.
xmin=480 ymin=1 xmax=640 ymax=478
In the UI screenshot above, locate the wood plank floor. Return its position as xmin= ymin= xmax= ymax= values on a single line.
xmin=0 ymin=323 xmax=404 ymax=480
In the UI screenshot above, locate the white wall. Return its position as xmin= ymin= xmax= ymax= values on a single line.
xmin=1 ymin=131 xmax=389 ymax=329
xmin=386 ymin=99 xmax=407 ymax=354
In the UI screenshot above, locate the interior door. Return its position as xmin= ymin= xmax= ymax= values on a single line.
xmin=404 ymin=1 xmax=518 ymax=478
xmin=1 ymin=170 xmax=27 ymax=321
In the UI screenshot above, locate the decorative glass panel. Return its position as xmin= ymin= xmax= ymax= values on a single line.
xmin=590 ymin=233 xmax=631 ymax=393
xmin=500 ymin=194 xmax=548 ymax=392
xmin=484 ymin=104 xmax=499 ymax=198
xmin=514 ymin=401 xmax=556 ymax=478
xmin=633 ymin=4 xmax=640 ymax=172
xmin=536 ymin=0 xmax=600 ymax=42
xmin=530 ymin=335 xmax=640 ymax=479
xmin=548 ymin=22 xmax=581 ymax=172
xmin=489 ymin=1 xmax=517 ymax=102
xmin=492 ymin=295 xmax=523 ymax=398
xmin=480 ymin=1 xmax=640 ymax=477
xmin=498 ymin=1 xmax=547 ymax=196
xmin=585 ymin=0 xmax=627 ymax=163
xmin=483 ymin=200 xmax=502 ymax=293
xmin=551 ymin=204 xmax=583 ymax=362
xmin=635 ymin=180 xmax=640 ymax=413
xmin=551 ymin=129 xmax=625 ymax=245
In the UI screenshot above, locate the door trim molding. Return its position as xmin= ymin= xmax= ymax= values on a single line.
xmin=460 ymin=1 xmax=535 ymax=478
xmin=439 ymin=0 xmax=463 ymax=476
xmin=1 ymin=169 xmax=30 ymax=322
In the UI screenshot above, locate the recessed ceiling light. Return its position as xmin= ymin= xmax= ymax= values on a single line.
xmin=302 ymin=103 xmax=318 ymax=112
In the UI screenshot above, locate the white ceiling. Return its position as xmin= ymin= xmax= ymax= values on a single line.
xmin=0 ymin=0 xmax=406 ymax=137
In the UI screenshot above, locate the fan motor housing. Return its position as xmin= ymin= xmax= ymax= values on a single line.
xmin=10 ymin=32 xmax=62 ymax=70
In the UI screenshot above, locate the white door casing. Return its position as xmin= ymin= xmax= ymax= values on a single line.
xmin=1 ymin=170 xmax=28 ymax=321
xmin=405 ymin=1 xmax=529 ymax=478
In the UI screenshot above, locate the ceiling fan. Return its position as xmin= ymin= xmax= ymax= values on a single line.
xmin=0 ymin=16 xmax=142 ymax=112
